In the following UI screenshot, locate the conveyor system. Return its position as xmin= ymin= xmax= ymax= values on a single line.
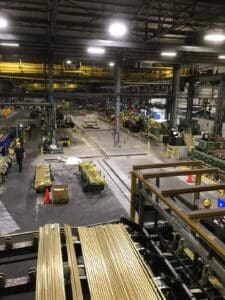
xmin=130 ymin=160 xmax=225 ymax=299
xmin=2 ymin=218 xmax=224 ymax=299
xmin=191 ymin=149 xmax=225 ymax=172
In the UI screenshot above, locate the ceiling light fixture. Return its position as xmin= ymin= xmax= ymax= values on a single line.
xmin=0 ymin=17 xmax=7 ymax=29
xmin=204 ymin=33 xmax=225 ymax=42
xmin=87 ymin=47 xmax=105 ymax=55
xmin=0 ymin=42 xmax=19 ymax=47
xmin=109 ymin=21 xmax=127 ymax=38
xmin=66 ymin=60 xmax=72 ymax=64
xmin=161 ymin=51 xmax=177 ymax=57
xmin=218 ymin=55 xmax=225 ymax=59
xmin=109 ymin=62 xmax=115 ymax=67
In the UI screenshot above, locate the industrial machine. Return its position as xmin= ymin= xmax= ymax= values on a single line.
xmin=57 ymin=116 xmax=75 ymax=128
xmin=57 ymin=136 xmax=71 ymax=147
xmin=191 ymin=136 xmax=225 ymax=172
xmin=1 ymin=218 xmax=224 ymax=299
xmin=130 ymin=160 xmax=225 ymax=299
xmin=79 ymin=161 xmax=105 ymax=192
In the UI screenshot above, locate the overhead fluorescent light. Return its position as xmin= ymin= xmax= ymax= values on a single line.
xmin=109 ymin=21 xmax=127 ymax=38
xmin=66 ymin=60 xmax=72 ymax=64
xmin=0 ymin=42 xmax=19 ymax=47
xmin=0 ymin=17 xmax=7 ymax=29
xmin=161 ymin=51 xmax=177 ymax=57
xmin=109 ymin=62 xmax=115 ymax=67
xmin=218 ymin=55 xmax=225 ymax=59
xmin=87 ymin=47 xmax=105 ymax=54
xmin=204 ymin=33 xmax=225 ymax=42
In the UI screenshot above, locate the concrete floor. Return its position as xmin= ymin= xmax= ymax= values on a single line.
xmin=0 ymin=112 xmax=221 ymax=236
xmin=0 ymin=112 xmax=223 ymax=299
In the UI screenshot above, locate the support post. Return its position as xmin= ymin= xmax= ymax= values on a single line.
xmin=170 ymin=64 xmax=181 ymax=128
xmin=186 ymin=76 xmax=195 ymax=122
xmin=215 ymin=76 xmax=225 ymax=136
xmin=48 ymin=55 xmax=57 ymax=145
xmin=194 ymin=173 xmax=201 ymax=203
xmin=130 ymin=173 xmax=137 ymax=222
xmin=138 ymin=180 xmax=144 ymax=227
xmin=114 ymin=62 xmax=121 ymax=147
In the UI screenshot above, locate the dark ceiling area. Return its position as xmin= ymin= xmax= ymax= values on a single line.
xmin=0 ymin=0 xmax=225 ymax=64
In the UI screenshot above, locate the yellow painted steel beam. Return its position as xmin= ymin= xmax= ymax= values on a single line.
xmin=24 ymin=82 xmax=78 ymax=90
xmin=0 ymin=61 xmax=191 ymax=81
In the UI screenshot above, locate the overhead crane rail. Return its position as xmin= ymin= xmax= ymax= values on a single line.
xmin=0 ymin=61 xmax=191 ymax=85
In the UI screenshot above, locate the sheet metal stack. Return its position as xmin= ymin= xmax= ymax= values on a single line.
xmin=35 ymin=224 xmax=66 ymax=300
xmin=79 ymin=223 xmax=165 ymax=300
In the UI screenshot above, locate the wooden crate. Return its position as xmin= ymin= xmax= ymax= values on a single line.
xmin=52 ymin=184 xmax=69 ymax=204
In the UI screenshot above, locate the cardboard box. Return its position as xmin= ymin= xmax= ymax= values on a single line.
xmin=52 ymin=184 xmax=69 ymax=204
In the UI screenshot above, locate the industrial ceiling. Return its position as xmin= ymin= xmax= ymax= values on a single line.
xmin=1 ymin=0 xmax=225 ymax=64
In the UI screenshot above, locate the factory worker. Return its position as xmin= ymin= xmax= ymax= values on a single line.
xmin=14 ymin=142 xmax=25 ymax=173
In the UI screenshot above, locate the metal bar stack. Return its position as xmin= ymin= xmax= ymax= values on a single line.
xmin=35 ymin=224 xmax=66 ymax=300
xmin=78 ymin=223 xmax=165 ymax=300
xmin=64 ymin=225 xmax=83 ymax=300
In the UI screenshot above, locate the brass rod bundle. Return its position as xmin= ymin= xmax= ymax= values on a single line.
xmin=64 ymin=225 xmax=83 ymax=300
xmin=79 ymin=223 xmax=165 ymax=300
xmin=35 ymin=224 xmax=66 ymax=300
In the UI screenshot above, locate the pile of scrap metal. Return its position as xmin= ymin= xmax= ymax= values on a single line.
xmin=144 ymin=118 xmax=169 ymax=137
xmin=0 ymin=156 xmax=12 ymax=184
xmin=191 ymin=136 xmax=225 ymax=172
xmin=34 ymin=163 xmax=52 ymax=192
xmin=121 ymin=111 xmax=145 ymax=133
xmin=79 ymin=161 xmax=105 ymax=192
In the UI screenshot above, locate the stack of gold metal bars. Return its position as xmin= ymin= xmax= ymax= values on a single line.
xmin=34 ymin=163 xmax=52 ymax=191
xmin=36 ymin=223 xmax=165 ymax=300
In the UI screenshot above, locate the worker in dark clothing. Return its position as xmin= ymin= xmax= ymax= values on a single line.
xmin=14 ymin=143 xmax=25 ymax=172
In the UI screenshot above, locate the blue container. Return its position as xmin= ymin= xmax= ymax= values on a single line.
xmin=217 ymin=198 xmax=225 ymax=208
xmin=153 ymin=112 xmax=160 ymax=120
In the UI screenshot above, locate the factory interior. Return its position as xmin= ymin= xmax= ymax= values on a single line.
xmin=2 ymin=0 xmax=225 ymax=299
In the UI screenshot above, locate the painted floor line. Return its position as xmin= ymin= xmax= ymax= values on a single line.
xmin=0 ymin=200 xmax=20 ymax=235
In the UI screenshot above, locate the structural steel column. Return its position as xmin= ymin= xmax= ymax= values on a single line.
xmin=48 ymin=55 xmax=57 ymax=144
xmin=215 ymin=76 xmax=225 ymax=136
xmin=186 ymin=76 xmax=195 ymax=122
xmin=114 ymin=62 xmax=121 ymax=147
xmin=170 ymin=64 xmax=181 ymax=128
